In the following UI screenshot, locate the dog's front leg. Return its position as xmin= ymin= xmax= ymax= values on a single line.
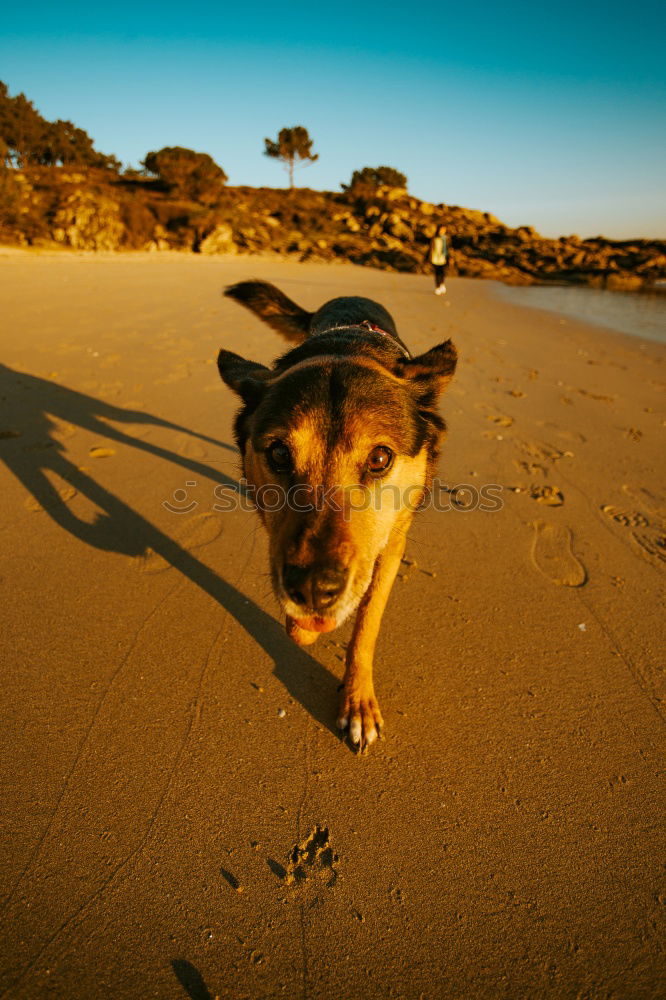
xmin=337 ymin=524 xmax=407 ymax=749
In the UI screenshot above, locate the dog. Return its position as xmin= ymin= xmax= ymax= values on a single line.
xmin=218 ymin=280 xmax=457 ymax=749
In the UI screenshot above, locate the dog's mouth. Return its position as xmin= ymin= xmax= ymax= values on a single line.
xmin=279 ymin=590 xmax=351 ymax=632
xmin=289 ymin=614 xmax=339 ymax=633
xmin=273 ymin=567 xmax=362 ymax=635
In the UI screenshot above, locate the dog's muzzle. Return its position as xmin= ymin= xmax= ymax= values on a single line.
xmin=282 ymin=562 xmax=349 ymax=613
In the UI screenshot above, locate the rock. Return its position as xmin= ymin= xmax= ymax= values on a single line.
xmin=4 ymin=167 xmax=663 ymax=291
xmin=147 ymin=224 xmax=171 ymax=251
xmin=384 ymin=213 xmax=414 ymax=240
xmin=515 ymin=226 xmax=536 ymax=243
xmin=605 ymin=272 xmax=644 ymax=291
xmin=198 ymin=223 xmax=236 ymax=254
xmin=379 ymin=185 xmax=409 ymax=202
xmin=51 ymin=191 xmax=125 ymax=250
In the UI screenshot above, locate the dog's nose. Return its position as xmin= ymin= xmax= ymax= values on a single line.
xmin=283 ymin=563 xmax=348 ymax=611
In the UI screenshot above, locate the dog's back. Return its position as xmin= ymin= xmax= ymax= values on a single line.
xmin=309 ymin=296 xmax=397 ymax=339
xmin=224 ymin=280 xmax=407 ymax=353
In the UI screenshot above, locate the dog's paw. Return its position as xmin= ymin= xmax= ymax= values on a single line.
xmin=337 ymin=686 xmax=384 ymax=750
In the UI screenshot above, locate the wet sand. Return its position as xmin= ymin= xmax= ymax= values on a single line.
xmin=0 ymin=250 xmax=664 ymax=999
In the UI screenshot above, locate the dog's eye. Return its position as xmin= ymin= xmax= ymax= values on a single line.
xmin=366 ymin=445 xmax=394 ymax=475
xmin=266 ymin=440 xmax=293 ymax=475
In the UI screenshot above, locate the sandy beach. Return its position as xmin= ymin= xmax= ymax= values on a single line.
xmin=0 ymin=250 xmax=664 ymax=999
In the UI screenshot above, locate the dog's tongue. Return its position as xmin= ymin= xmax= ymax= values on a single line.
xmin=293 ymin=615 xmax=337 ymax=633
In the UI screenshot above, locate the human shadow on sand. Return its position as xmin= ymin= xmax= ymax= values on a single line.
xmin=0 ymin=365 xmax=340 ymax=734
xmin=171 ymin=959 xmax=214 ymax=1000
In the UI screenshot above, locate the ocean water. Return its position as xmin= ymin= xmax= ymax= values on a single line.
xmin=494 ymin=283 xmax=666 ymax=344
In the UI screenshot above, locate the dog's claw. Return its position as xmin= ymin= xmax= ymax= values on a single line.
xmin=337 ymin=686 xmax=384 ymax=752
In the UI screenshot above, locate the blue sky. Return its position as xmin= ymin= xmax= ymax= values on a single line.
xmin=2 ymin=1 xmax=665 ymax=238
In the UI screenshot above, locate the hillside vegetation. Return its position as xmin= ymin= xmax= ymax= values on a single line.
xmin=1 ymin=167 xmax=664 ymax=290
xmin=0 ymin=82 xmax=663 ymax=289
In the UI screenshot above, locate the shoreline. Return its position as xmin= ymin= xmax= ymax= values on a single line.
xmin=491 ymin=279 xmax=666 ymax=345
xmin=3 ymin=240 xmax=663 ymax=347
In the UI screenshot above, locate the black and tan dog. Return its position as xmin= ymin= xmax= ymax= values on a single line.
xmin=218 ymin=281 xmax=457 ymax=749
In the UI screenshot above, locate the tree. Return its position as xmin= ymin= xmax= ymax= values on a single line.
xmin=264 ymin=126 xmax=318 ymax=189
xmin=0 ymin=83 xmax=43 ymax=167
xmin=343 ymin=166 xmax=408 ymax=193
xmin=0 ymin=80 xmax=119 ymax=169
xmin=40 ymin=119 xmax=120 ymax=170
xmin=141 ymin=146 xmax=227 ymax=204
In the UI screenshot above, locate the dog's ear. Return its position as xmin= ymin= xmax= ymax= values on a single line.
xmin=217 ymin=349 xmax=270 ymax=405
xmin=396 ymin=340 xmax=457 ymax=402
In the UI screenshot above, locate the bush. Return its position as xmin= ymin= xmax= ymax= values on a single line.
xmin=142 ymin=147 xmax=227 ymax=205
xmin=343 ymin=166 xmax=408 ymax=193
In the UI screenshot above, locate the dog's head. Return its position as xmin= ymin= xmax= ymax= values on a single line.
xmin=218 ymin=340 xmax=457 ymax=631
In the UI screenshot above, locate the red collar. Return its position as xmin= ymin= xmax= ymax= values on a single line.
xmin=358 ymin=320 xmax=411 ymax=357
xmin=318 ymin=320 xmax=411 ymax=358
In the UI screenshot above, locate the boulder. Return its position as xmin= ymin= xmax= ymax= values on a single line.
xmin=605 ymin=272 xmax=644 ymax=291
xmin=147 ymin=224 xmax=171 ymax=251
xmin=384 ymin=213 xmax=414 ymax=241
xmin=51 ymin=191 xmax=125 ymax=250
xmin=198 ymin=223 xmax=236 ymax=255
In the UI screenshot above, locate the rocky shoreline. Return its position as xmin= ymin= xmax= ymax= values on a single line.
xmin=1 ymin=167 xmax=664 ymax=290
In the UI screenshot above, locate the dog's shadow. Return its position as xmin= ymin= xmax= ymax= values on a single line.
xmin=0 ymin=364 xmax=340 ymax=735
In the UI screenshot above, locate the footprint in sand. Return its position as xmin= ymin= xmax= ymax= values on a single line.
xmin=514 ymin=459 xmax=548 ymax=479
xmin=600 ymin=505 xmax=648 ymax=528
xmin=89 ymin=446 xmax=116 ymax=458
xmin=476 ymin=404 xmax=514 ymax=428
xmin=135 ymin=512 xmax=223 ymax=573
xmin=621 ymin=484 xmax=665 ymax=518
xmin=175 ymin=433 xmax=207 ymax=459
xmin=97 ymin=383 xmax=124 ymax=399
xmin=118 ymin=423 xmax=151 ymax=439
xmin=578 ymin=388 xmax=615 ymax=403
xmin=51 ymin=418 xmax=76 ymax=442
xmin=25 ymin=486 xmax=77 ymax=512
xmin=631 ymin=531 xmax=666 ymax=567
xmin=510 ymin=485 xmax=564 ymax=506
xmin=155 ymin=365 xmax=191 ymax=386
xmin=486 ymin=413 xmax=514 ymax=428
xmin=530 ymin=521 xmax=587 ymax=587
xmin=517 ymin=439 xmax=573 ymax=463
xmin=100 ymin=353 xmax=122 ymax=367
xmin=601 ymin=492 xmax=665 ymax=569
xmin=276 ymin=826 xmax=338 ymax=889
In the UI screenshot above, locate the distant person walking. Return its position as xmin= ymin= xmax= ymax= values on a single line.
xmin=430 ymin=225 xmax=449 ymax=295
